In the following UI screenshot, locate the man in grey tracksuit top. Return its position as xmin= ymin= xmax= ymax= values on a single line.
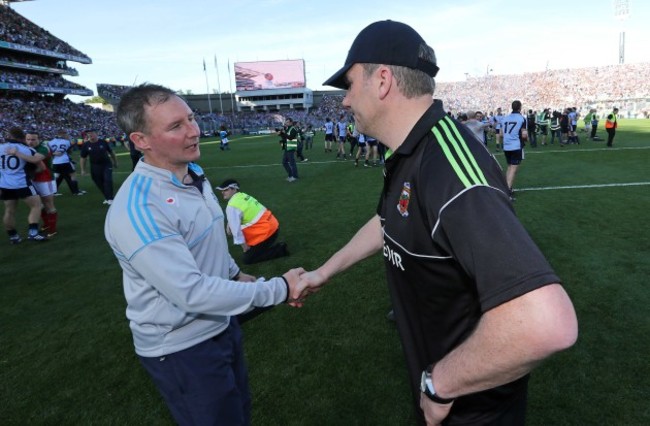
xmin=105 ymin=84 xmax=301 ymax=425
xmin=105 ymin=161 xmax=289 ymax=356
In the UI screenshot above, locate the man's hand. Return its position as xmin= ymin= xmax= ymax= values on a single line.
xmin=286 ymin=269 xmax=328 ymax=307
xmin=420 ymin=394 xmax=453 ymax=426
xmin=282 ymin=268 xmax=306 ymax=304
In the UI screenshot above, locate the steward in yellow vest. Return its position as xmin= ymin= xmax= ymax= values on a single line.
xmin=216 ymin=179 xmax=289 ymax=264
xmin=605 ymin=107 xmax=619 ymax=147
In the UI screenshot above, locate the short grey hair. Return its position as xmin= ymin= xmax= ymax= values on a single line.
xmin=361 ymin=43 xmax=436 ymax=98
xmin=116 ymin=83 xmax=178 ymax=135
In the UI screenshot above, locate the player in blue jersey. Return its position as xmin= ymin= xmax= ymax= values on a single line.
xmin=567 ymin=107 xmax=579 ymax=144
xmin=502 ymin=100 xmax=527 ymax=200
xmin=1 ymin=127 xmax=48 ymax=243
xmin=219 ymin=125 xmax=230 ymax=150
xmin=324 ymin=117 xmax=335 ymax=152
xmin=491 ymin=107 xmax=504 ymax=151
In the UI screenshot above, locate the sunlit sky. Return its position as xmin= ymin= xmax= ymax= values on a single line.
xmin=11 ymin=0 xmax=649 ymax=100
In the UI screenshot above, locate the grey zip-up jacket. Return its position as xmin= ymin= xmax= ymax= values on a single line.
xmin=105 ymin=161 xmax=288 ymax=357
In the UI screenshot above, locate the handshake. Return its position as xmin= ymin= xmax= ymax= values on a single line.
xmin=281 ymin=267 xmax=326 ymax=307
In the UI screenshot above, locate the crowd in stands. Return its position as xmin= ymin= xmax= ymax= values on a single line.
xmin=1 ymin=51 xmax=78 ymax=75
xmin=1 ymin=69 xmax=88 ymax=91
xmin=97 ymin=84 xmax=133 ymax=103
xmin=437 ymin=63 xmax=650 ymax=117
xmin=314 ymin=94 xmax=347 ymax=121
xmin=198 ymin=95 xmax=349 ymax=132
xmin=0 ymin=93 xmax=122 ymax=141
xmin=0 ymin=5 xmax=90 ymax=59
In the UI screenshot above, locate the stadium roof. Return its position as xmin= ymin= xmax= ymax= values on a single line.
xmin=2 ymin=0 xmax=35 ymax=5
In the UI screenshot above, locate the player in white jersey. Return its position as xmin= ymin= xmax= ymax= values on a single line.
xmin=47 ymin=129 xmax=85 ymax=195
xmin=491 ymin=107 xmax=504 ymax=151
xmin=567 ymin=107 xmax=579 ymax=144
xmin=324 ymin=118 xmax=335 ymax=152
xmin=354 ymin=131 xmax=366 ymax=166
xmin=336 ymin=115 xmax=348 ymax=159
xmin=501 ymin=100 xmax=527 ymax=200
xmin=0 ymin=127 xmax=48 ymax=243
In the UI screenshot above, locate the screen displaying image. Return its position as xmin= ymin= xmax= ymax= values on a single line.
xmin=235 ymin=59 xmax=305 ymax=91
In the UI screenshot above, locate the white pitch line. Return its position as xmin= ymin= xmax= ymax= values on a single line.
xmin=204 ymin=159 xmax=348 ymax=170
xmin=523 ymin=145 xmax=650 ymax=155
xmin=519 ymin=182 xmax=650 ymax=192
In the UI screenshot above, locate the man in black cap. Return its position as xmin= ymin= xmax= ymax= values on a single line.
xmin=79 ymin=129 xmax=118 ymax=205
xmin=291 ymin=20 xmax=577 ymax=426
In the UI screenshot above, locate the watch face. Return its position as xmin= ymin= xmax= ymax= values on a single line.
xmin=420 ymin=371 xmax=427 ymax=393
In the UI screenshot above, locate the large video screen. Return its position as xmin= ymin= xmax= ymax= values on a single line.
xmin=235 ymin=60 xmax=305 ymax=91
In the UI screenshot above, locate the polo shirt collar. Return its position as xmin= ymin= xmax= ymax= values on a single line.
xmin=391 ymin=99 xmax=447 ymax=158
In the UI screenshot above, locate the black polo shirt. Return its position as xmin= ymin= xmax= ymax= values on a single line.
xmin=80 ymin=140 xmax=113 ymax=166
xmin=378 ymin=100 xmax=560 ymax=425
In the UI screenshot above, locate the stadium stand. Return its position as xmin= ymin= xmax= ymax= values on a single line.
xmin=0 ymin=3 xmax=90 ymax=59
xmin=436 ymin=64 xmax=650 ymax=118
xmin=97 ymin=84 xmax=133 ymax=104
xmin=0 ymin=2 xmax=118 ymax=140
xmin=0 ymin=93 xmax=122 ymax=141
xmin=0 ymin=2 xmax=92 ymax=99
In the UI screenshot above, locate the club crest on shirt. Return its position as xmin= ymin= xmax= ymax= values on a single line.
xmin=165 ymin=196 xmax=176 ymax=205
xmin=397 ymin=182 xmax=411 ymax=217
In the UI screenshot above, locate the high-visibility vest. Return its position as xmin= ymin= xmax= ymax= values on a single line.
xmin=605 ymin=112 xmax=618 ymax=129
xmin=284 ymin=126 xmax=298 ymax=151
xmin=229 ymin=192 xmax=279 ymax=246
xmin=285 ymin=139 xmax=298 ymax=150
xmin=550 ymin=117 xmax=561 ymax=131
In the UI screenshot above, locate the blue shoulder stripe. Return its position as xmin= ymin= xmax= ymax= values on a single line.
xmin=127 ymin=175 xmax=162 ymax=244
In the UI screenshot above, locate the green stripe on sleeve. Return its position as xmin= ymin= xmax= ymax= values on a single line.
xmin=443 ymin=117 xmax=488 ymax=185
xmin=437 ymin=119 xmax=485 ymax=186
xmin=431 ymin=127 xmax=472 ymax=188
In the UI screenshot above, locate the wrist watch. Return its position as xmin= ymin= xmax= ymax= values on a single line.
xmin=420 ymin=364 xmax=455 ymax=404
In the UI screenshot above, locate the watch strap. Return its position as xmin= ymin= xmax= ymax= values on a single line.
xmin=423 ymin=364 xmax=455 ymax=404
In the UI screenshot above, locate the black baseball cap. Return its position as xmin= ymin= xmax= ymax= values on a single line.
xmin=216 ymin=179 xmax=239 ymax=191
xmin=323 ymin=20 xmax=439 ymax=89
